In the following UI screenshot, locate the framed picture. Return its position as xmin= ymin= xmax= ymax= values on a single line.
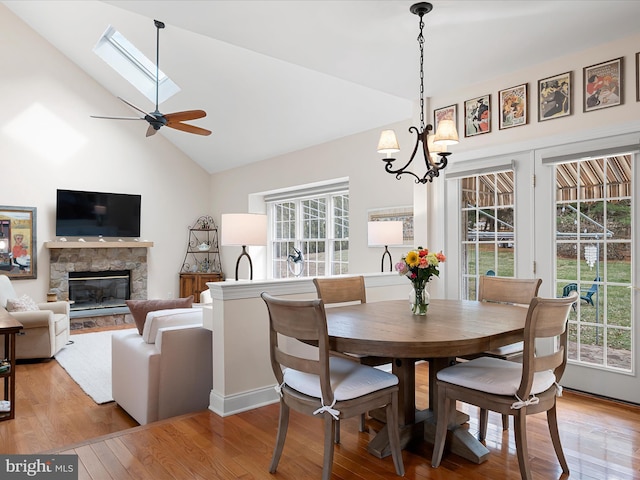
xmin=433 ymin=104 xmax=457 ymax=135
xmin=583 ymin=57 xmax=623 ymax=112
xmin=368 ymin=206 xmax=414 ymax=246
xmin=538 ymin=72 xmax=571 ymax=121
xmin=499 ymin=83 xmax=528 ymax=129
xmin=464 ymin=95 xmax=491 ymax=136
xmin=0 ymin=206 xmax=37 ymax=279
xmin=636 ymin=52 xmax=639 ymax=102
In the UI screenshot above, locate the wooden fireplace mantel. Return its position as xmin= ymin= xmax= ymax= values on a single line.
xmin=45 ymin=241 xmax=154 ymax=249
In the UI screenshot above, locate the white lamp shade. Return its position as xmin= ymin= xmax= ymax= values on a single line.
xmin=377 ymin=130 xmax=400 ymax=154
xmin=368 ymin=221 xmax=404 ymax=246
xmin=427 ymin=133 xmax=446 ymax=158
xmin=433 ymin=119 xmax=459 ymax=146
xmin=221 ymin=213 xmax=267 ymax=246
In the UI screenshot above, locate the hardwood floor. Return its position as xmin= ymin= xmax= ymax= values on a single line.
xmin=2 ymin=338 xmax=640 ymax=479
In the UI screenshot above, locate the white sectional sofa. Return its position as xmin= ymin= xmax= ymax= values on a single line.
xmin=111 ymin=307 xmax=212 ymax=425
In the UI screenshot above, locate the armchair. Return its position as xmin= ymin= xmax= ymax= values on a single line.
xmin=0 ymin=275 xmax=70 ymax=360
xmin=111 ymin=307 xmax=213 ymax=425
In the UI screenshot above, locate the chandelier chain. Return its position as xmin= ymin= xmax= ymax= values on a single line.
xmin=418 ymin=15 xmax=425 ymax=133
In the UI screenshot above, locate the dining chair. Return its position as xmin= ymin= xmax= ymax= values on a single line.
xmin=432 ymin=292 xmax=578 ymax=480
xmin=313 ymin=276 xmax=393 ymax=434
xmin=462 ymin=276 xmax=543 ymax=430
xmin=261 ymin=292 xmax=405 ymax=480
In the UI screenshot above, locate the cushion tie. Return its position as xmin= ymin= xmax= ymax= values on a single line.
xmin=274 ymin=381 xmax=285 ymax=398
xmin=313 ymin=397 xmax=340 ymax=420
xmin=511 ymin=394 xmax=539 ymax=410
xmin=555 ymin=382 xmax=563 ymax=397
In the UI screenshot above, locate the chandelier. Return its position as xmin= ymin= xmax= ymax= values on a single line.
xmin=377 ymin=2 xmax=459 ymax=184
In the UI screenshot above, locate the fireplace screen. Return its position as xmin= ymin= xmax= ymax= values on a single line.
xmin=68 ymin=270 xmax=130 ymax=311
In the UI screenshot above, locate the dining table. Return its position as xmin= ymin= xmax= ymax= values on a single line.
xmin=324 ymin=298 xmax=528 ymax=464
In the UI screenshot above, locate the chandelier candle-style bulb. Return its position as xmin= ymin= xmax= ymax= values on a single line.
xmin=376 ymin=2 xmax=458 ymax=184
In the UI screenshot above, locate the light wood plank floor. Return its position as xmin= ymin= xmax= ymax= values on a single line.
xmin=2 ymin=335 xmax=639 ymax=479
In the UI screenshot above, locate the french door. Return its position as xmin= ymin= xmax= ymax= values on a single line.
xmin=446 ymin=134 xmax=639 ymax=403
xmin=533 ymin=137 xmax=638 ymax=404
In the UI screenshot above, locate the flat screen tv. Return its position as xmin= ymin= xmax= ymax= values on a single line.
xmin=56 ymin=189 xmax=141 ymax=238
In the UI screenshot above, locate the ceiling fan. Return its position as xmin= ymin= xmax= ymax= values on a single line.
xmin=91 ymin=19 xmax=211 ymax=137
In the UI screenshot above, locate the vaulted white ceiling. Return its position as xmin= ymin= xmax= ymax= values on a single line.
xmin=4 ymin=0 xmax=639 ymax=173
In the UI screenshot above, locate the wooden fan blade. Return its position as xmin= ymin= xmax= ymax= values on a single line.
xmin=164 ymin=110 xmax=207 ymax=123
xmin=118 ymin=97 xmax=149 ymax=116
xmin=167 ymin=122 xmax=212 ymax=136
xmin=90 ymin=115 xmax=144 ymax=120
xmin=146 ymin=125 xmax=158 ymax=137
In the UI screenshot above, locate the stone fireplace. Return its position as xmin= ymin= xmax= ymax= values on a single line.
xmin=46 ymin=241 xmax=152 ymax=329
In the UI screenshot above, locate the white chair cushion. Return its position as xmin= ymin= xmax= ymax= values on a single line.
xmin=141 ymin=308 xmax=203 ymax=344
xmin=437 ymin=356 xmax=556 ymax=396
xmin=283 ymin=356 xmax=398 ymax=401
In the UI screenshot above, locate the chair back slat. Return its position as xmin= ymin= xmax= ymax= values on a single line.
xmin=518 ymin=293 xmax=577 ymax=399
xmin=313 ymin=276 xmax=366 ymax=306
xmin=478 ymin=276 xmax=542 ymax=306
xmin=262 ymin=293 xmax=334 ymax=405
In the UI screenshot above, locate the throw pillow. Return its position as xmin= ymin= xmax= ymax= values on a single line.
xmin=126 ymin=296 xmax=194 ymax=334
xmin=6 ymin=294 xmax=40 ymax=312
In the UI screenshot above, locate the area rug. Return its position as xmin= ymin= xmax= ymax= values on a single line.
xmin=54 ymin=330 xmax=113 ymax=404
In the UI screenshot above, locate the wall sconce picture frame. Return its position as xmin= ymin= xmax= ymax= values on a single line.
xmin=433 ymin=104 xmax=457 ymax=135
xmin=538 ymin=71 xmax=572 ymax=121
xmin=499 ymin=83 xmax=528 ymax=129
xmin=583 ymin=56 xmax=623 ymax=112
xmin=464 ymin=94 xmax=491 ymax=137
xmin=0 ymin=206 xmax=37 ymax=279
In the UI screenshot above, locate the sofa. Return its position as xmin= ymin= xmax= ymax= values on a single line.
xmin=111 ymin=307 xmax=213 ymax=425
xmin=0 ymin=274 xmax=70 ymax=360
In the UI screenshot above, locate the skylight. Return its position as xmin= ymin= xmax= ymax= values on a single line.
xmin=93 ymin=25 xmax=180 ymax=106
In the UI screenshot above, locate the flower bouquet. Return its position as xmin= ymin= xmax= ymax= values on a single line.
xmin=395 ymin=247 xmax=445 ymax=315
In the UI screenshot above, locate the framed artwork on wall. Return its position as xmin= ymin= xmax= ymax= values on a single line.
xmin=0 ymin=206 xmax=37 ymax=279
xmin=464 ymin=94 xmax=491 ymax=137
xmin=499 ymin=83 xmax=528 ymax=129
xmin=583 ymin=57 xmax=623 ymax=112
xmin=636 ymin=52 xmax=639 ymax=102
xmin=368 ymin=206 xmax=414 ymax=246
xmin=433 ymin=104 xmax=457 ymax=135
xmin=538 ymin=71 xmax=571 ymax=121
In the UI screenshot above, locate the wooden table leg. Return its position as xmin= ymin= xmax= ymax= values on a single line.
xmin=368 ymin=356 xmax=489 ymax=464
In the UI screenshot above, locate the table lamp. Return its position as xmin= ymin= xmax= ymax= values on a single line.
xmin=367 ymin=221 xmax=404 ymax=272
xmin=221 ymin=213 xmax=267 ymax=280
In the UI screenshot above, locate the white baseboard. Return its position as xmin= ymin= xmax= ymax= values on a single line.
xmin=208 ymin=386 xmax=279 ymax=417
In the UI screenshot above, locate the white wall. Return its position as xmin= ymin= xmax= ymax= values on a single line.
xmin=210 ymin=123 xmax=416 ymax=279
xmin=0 ymin=5 xmax=211 ymax=300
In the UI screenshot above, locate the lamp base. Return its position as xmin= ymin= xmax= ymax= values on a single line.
xmin=234 ymin=246 xmax=253 ymax=281
xmin=381 ymin=246 xmax=393 ymax=273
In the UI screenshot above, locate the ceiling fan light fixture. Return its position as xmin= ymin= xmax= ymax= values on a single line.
xmin=91 ymin=19 xmax=211 ymax=137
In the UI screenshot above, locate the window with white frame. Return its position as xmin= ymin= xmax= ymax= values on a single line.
xmin=267 ymin=184 xmax=349 ymax=279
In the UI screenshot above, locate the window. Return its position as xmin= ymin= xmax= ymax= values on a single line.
xmin=460 ymin=169 xmax=516 ymax=299
xmin=269 ymin=189 xmax=349 ymax=279
xmin=554 ymin=155 xmax=633 ymax=371
xmin=93 ymin=25 xmax=180 ymax=105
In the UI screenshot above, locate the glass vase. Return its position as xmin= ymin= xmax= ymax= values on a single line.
xmin=409 ymin=285 xmax=430 ymax=316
